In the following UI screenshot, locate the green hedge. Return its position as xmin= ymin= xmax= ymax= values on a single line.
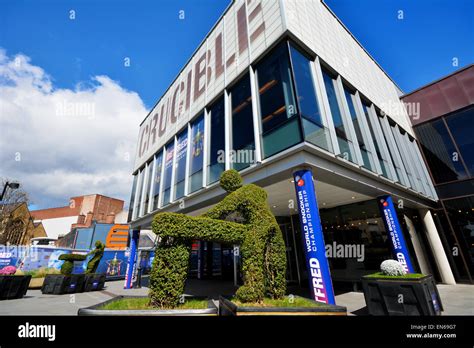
xmin=86 ymin=241 xmax=105 ymax=274
xmin=58 ymin=241 xmax=105 ymax=275
xmin=150 ymin=170 xmax=287 ymax=307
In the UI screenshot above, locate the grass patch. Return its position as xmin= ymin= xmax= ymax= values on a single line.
xmin=231 ymin=296 xmax=329 ymax=308
xmin=99 ymin=297 xmax=209 ymax=310
xmin=364 ymin=272 xmax=426 ymax=279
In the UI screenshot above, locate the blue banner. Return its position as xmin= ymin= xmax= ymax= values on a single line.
xmin=377 ymin=195 xmax=415 ymax=273
xmin=124 ymin=230 xmax=139 ymax=289
xmin=293 ymin=169 xmax=335 ymax=305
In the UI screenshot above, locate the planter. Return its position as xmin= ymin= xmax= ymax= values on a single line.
xmin=0 ymin=275 xmax=31 ymax=300
xmin=78 ymin=296 xmax=218 ymax=316
xmin=28 ymin=277 xmax=45 ymax=289
xmin=361 ymin=274 xmax=443 ymax=316
xmin=83 ymin=274 xmax=106 ymax=292
xmin=41 ymin=274 xmax=85 ymax=294
xmin=218 ymin=296 xmax=347 ymax=316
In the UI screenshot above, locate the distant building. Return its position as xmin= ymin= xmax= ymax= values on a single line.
xmin=31 ymin=194 xmax=127 ymax=240
xmin=0 ymin=202 xmax=47 ymax=245
xmin=58 ymin=221 xmax=130 ymax=250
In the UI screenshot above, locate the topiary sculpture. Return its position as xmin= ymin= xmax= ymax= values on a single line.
xmin=58 ymin=254 xmax=87 ymax=275
xmin=150 ymin=169 xmax=287 ymax=308
xmin=58 ymin=241 xmax=105 ymax=276
xmin=380 ymin=259 xmax=407 ymax=276
xmin=85 ymin=240 xmax=105 ymax=274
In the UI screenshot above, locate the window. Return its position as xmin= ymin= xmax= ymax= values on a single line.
xmin=343 ymin=87 xmax=372 ymax=170
xmin=376 ymin=112 xmax=400 ymax=182
xmin=174 ymin=130 xmax=188 ymax=200
xmin=446 ymin=107 xmax=474 ymax=176
xmin=362 ymin=103 xmax=389 ymax=177
xmin=415 ymin=119 xmax=468 ymax=184
xmin=322 ymin=69 xmax=354 ymax=162
xmin=290 ymin=45 xmax=331 ymax=151
xmin=134 ymin=169 xmax=144 ymax=218
xmin=256 ymin=43 xmax=301 ymax=158
xmin=393 ymin=127 xmax=418 ymax=189
xmin=142 ymin=160 xmax=153 ymax=214
xmin=152 ymin=151 xmax=163 ymax=210
xmin=208 ymin=96 xmax=225 ymax=184
xmin=162 ymin=141 xmax=175 ymax=205
xmin=189 ymin=113 xmax=205 ymax=193
xmin=127 ymin=174 xmax=137 ymax=222
xmin=230 ymin=73 xmax=255 ymax=171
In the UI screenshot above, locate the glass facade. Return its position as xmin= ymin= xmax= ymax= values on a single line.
xmin=445 ymin=106 xmax=474 ymax=176
xmin=362 ymin=103 xmax=389 ymax=177
xmin=344 ymin=87 xmax=372 ymax=170
xmin=174 ymin=130 xmax=188 ymax=200
xmin=322 ymin=69 xmax=355 ymax=162
xmin=127 ymin=174 xmax=138 ymax=222
xmin=256 ymin=43 xmax=301 ymax=158
xmin=162 ymin=141 xmax=175 ymax=206
xmin=376 ymin=112 xmax=400 ymax=182
xmin=290 ymin=45 xmax=331 ymax=152
xmin=208 ymin=96 xmax=225 ymax=184
xmin=414 ymin=105 xmax=474 ymax=283
xmin=152 ymin=151 xmax=163 ymax=210
xmin=143 ymin=160 xmax=153 ymax=214
xmin=130 ymin=39 xmax=435 ymax=223
xmin=415 ymin=119 xmax=468 ymax=184
xmin=189 ymin=113 xmax=205 ymax=193
xmin=230 ymin=74 xmax=255 ymax=171
xmin=134 ymin=169 xmax=144 ymax=219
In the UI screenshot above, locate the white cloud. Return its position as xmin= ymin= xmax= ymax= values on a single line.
xmin=0 ymin=49 xmax=147 ymax=209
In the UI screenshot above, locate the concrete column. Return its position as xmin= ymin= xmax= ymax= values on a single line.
xmin=419 ymin=208 xmax=456 ymax=285
xmin=404 ymin=214 xmax=431 ymax=275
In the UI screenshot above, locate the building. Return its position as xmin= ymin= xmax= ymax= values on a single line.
xmin=0 ymin=202 xmax=47 ymax=245
xmin=128 ymin=0 xmax=457 ymax=289
xmin=57 ymin=221 xmax=130 ymax=250
xmin=31 ymin=194 xmax=127 ymax=240
xmin=402 ymin=64 xmax=474 ymax=284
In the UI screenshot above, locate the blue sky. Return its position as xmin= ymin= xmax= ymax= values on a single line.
xmin=1 ymin=0 xmax=472 ymax=109
xmin=0 ymin=0 xmax=473 ymax=210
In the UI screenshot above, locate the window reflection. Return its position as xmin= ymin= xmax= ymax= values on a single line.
xmin=189 ymin=114 xmax=204 ymax=193
xmin=143 ymin=160 xmax=153 ymax=214
xmin=446 ymin=107 xmax=474 ymax=176
xmin=415 ymin=119 xmax=467 ymax=184
xmin=230 ymin=74 xmax=255 ymax=171
xmin=343 ymin=87 xmax=372 ymax=170
xmin=162 ymin=141 xmax=174 ymax=205
xmin=256 ymin=43 xmax=301 ymax=158
xmin=152 ymin=151 xmax=163 ymax=210
xmin=290 ymin=45 xmax=331 ymax=152
xmin=362 ymin=103 xmax=389 ymax=177
xmin=174 ymin=130 xmax=188 ymax=200
xmin=322 ymin=69 xmax=354 ymax=162
xmin=208 ymin=96 xmax=225 ymax=184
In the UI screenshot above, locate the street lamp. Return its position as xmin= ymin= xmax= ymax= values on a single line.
xmin=0 ymin=182 xmax=20 ymax=201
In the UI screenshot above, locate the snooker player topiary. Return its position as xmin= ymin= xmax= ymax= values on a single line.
xmin=150 ymin=169 xmax=287 ymax=308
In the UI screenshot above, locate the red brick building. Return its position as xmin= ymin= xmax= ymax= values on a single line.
xmin=31 ymin=194 xmax=126 ymax=240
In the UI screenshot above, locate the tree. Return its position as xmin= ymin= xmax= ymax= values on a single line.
xmin=0 ymin=178 xmax=29 ymax=244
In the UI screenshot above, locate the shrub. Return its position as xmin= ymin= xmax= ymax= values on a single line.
xmin=380 ymin=259 xmax=407 ymax=276
xmin=150 ymin=170 xmax=287 ymax=307
xmin=85 ymin=241 xmax=105 ymax=274
xmin=0 ymin=266 xmax=17 ymax=275
xmin=59 ymin=253 xmax=87 ymax=275
xmin=219 ymin=169 xmax=243 ymax=192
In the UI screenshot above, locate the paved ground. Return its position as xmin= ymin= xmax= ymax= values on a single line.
xmin=0 ymin=279 xmax=472 ymax=315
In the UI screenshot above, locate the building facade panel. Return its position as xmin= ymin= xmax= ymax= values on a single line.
xmin=283 ymin=0 xmax=413 ymax=134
